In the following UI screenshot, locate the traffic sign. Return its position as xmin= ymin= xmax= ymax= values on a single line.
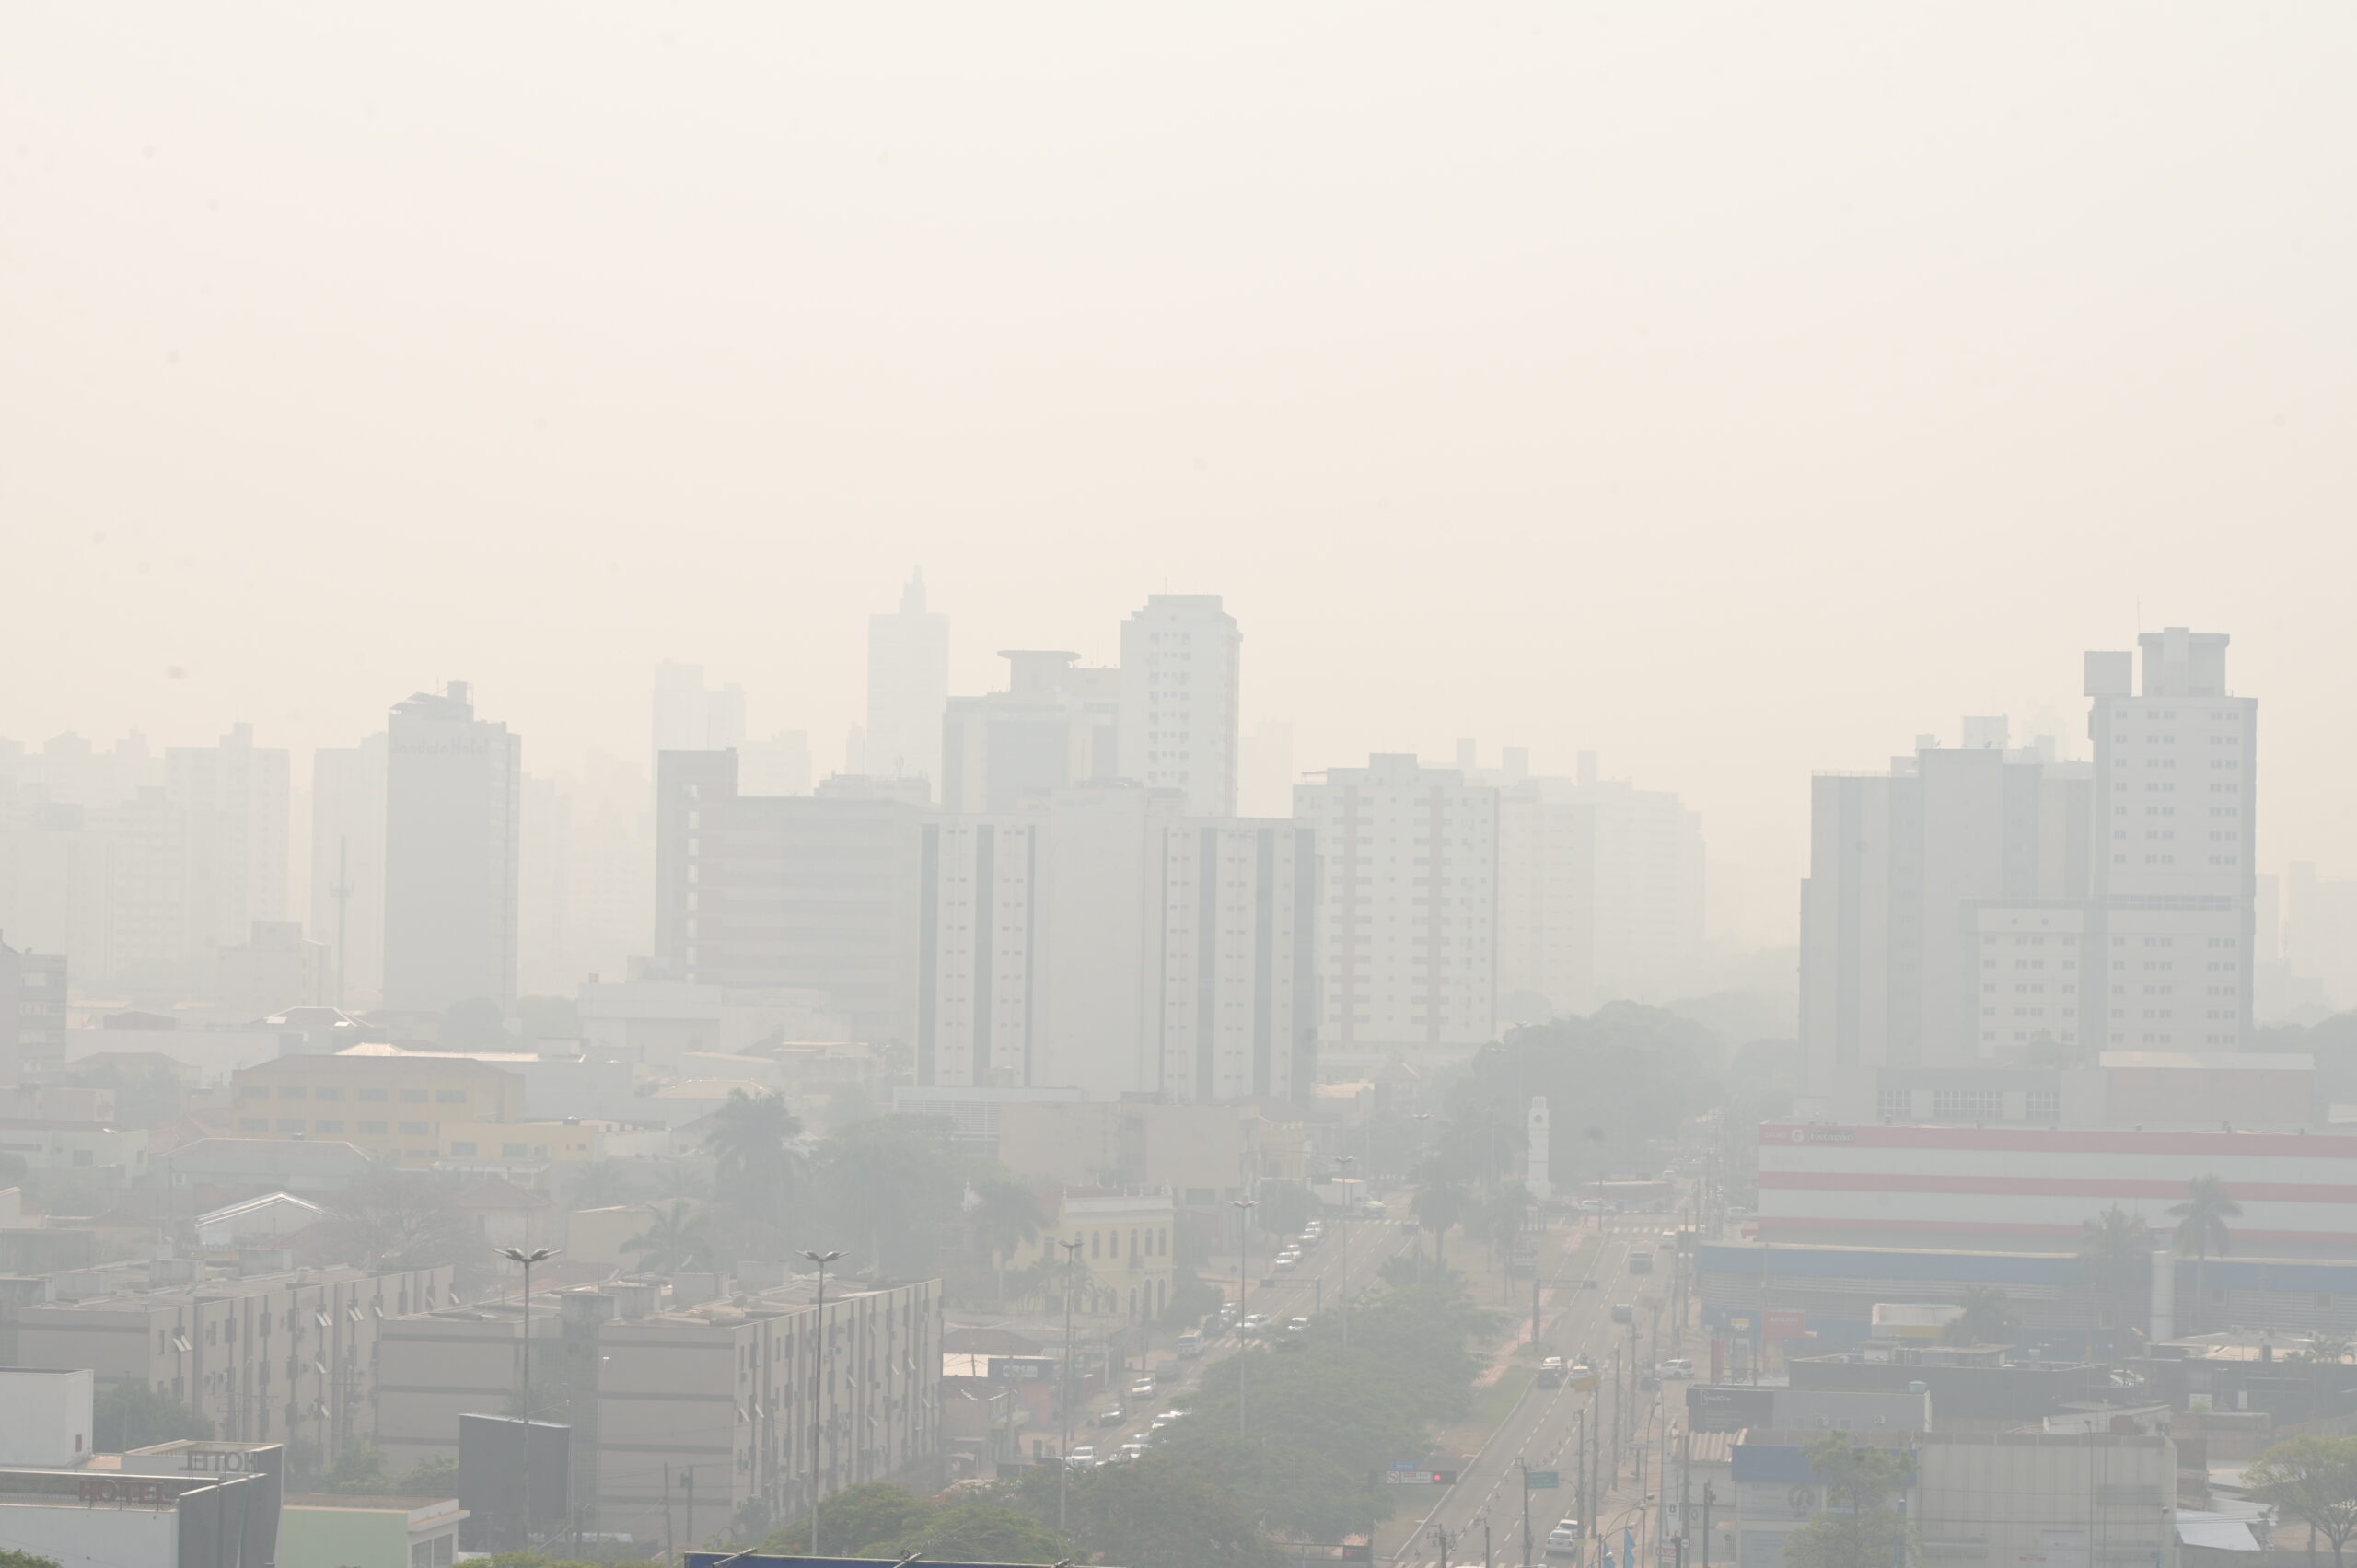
xmin=1526 ymin=1470 xmax=1562 ymax=1490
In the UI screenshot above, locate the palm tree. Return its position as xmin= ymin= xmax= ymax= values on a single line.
xmin=964 ymin=1178 xmax=1044 ymax=1306
xmin=623 ymin=1200 xmax=714 ymax=1273
xmin=2078 ymin=1204 xmax=2154 ymax=1357
xmin=563 ymin=1160 xmax=637 ymax=1212
xmin=2169 ymin=1174 xmax=2242 ymax=1333
xmin=1943 ymin=1283 xmax=2018 ymax=1347
xmin=2295 ymin=1334 xmax=2354 ymax=1366
xmin=1411 ymin=1165 xmax=1468 ymax=1267
xmin=703 ymin=1091 xmax=804 ymax=1214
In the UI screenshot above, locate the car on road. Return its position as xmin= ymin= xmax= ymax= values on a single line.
xmin=1066 ymin=1446 xmax=1097 ymax=1468
xmin=1120 ymin=1442 xmax=1146 ymax=1460
xmin=1150 ymin=1410 xmax=1181 ymax=1429
xmin=1287 ymin=1316 xmax=1311 ymax=1334
xmin=1659 ymin=1229 xmax=1679 ymax=1245
xmin=1095 ymin=1406 xmax=1125 ymax=1426
xmin=1130 ymin=1377 xmax=1157 ymax=1398
xmin=1536 ymin=1355 xmax=1564 ymax=1388
xmin=1177 ymin=1330 xmax=1203 ymax=1356
xmin=1611 ymin=1302 xmax=1634 ymax=1324
xmin=1240 ymin=1313 xmax=1269 ymax=1336
xmin=1360 ymin=1198 xmax=1387 ymax=1217
xmin=1576 ymin=1199 xmax=1607 ymax=1214
xmin=1272 ymin=1253 xmax=1298 ymax=1272
xmin=1655 ymin=1358 xmax=1694 ymax=1379
xmin=1545 ymin=1519 xmax=1584 ymax=1556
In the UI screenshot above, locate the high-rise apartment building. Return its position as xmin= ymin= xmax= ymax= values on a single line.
xmin=916 ymin=786 xmax=1315 ymax=1100
xmin=1492 ymin=752 xmax=1706 ymax=1017
xmin=1801 ymin=629 xmax=2255 ymax=1100
xmin=0 ymin=939 xmax=67 ymax=1081
xmin=308 ymin=733 xmax=387 ymax=1003
xmin=1118 ymin=595 xmax=1241 ymax=817
xmin=865 ymin=571 xmax=949 ymax=792
xmin=940 ymin=651 xmax=1119 ymax=814
xmin=655 ymin=751 xmax=922 ymax=1042
xmin=383 ymin=683 xmax=521 ymax=1016
xmin=166 ymin=724 xmax=290 ymax=963
xmin=1295 ymin=754 xmax=1497 ymax=1051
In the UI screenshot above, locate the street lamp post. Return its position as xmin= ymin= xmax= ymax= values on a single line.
xmin=799 ymin=1249 xmax=842 ymax=1557
xmin=499 ymin=1246 xmax=557 ymax=1553
xmin=1332 ymin=1156 xmax=1355 ymax=1351
xmin=1231 ymin=1197 xmax=1257 ymax=1440
xmin=1056 ymin=1238 xmax=1085 ymax=1531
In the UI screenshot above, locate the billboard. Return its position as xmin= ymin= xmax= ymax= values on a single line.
xmin=459 ymin=1414 xmax=572 ymax=1551
xmin=1687 ymin=1384 xmax=1774 ymax=1433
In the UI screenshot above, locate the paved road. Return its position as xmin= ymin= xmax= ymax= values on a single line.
xmin=1072 ymin=1211 xmax=1422 ymax=1457
xmin=1394 ymin=1214 xmax=1685 ymax=1568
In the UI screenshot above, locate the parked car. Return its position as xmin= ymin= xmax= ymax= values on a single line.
xmin=1149 ymin=1411 xmax=1178 ymax=1430
xmin=1095 ymin=1406 xmax=1125 ymax=1426
xmin=1120 ymin=1442 xmax=1146 ymax=1460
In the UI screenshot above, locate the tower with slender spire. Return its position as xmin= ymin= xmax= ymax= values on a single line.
xmin=865 ymin=570 xmax=949 ymax=796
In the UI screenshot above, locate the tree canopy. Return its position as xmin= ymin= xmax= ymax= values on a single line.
xmin=94 ymin=1382 xmax=214 ymax=1452
xmin=2247 ymin=1435 xmax=2357 ymax=1567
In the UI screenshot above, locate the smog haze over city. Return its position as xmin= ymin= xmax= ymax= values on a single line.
xmin=4 ymin=8 xmax=2356 ymax=1568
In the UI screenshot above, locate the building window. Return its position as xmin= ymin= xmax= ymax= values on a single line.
xmin=2026 ymin=1090 xmax=2061 ymax=1121
xmin=315 ymin=1120 xmax=344 ymax=1134
xmin=276 ymin=1119 xmax=304 ymax=1132
xmin=435 ymin=1090 xmax=468 ymax=1105
xmin=399 ymin=1122 xmax=429 ymax=1136
xmin=314 ymin=1088 xmax=344 ymax=1102
xmin=1932 ymin=1089 xmax=2003 ymax=1121
xmin=358 ymin=1088 xmax=389 ymax=1103
xmin=239 ymin=1119 xmax=270 ymax=1132
xmin=450 ymin=1141 xmax=477 ymax=1156
xmin=276 ymin=1086 xmax=307 ymax=1100
xmin=358 ymin=1120 xmax=388 ymax=1134
xmin=1876 ymin=1088 xmax=1910 ymax=1121
xmin=398 ymin=1089 xmax=429 ymax=1104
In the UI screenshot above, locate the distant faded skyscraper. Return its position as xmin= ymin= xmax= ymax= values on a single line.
xmin=383 ymin=681 xmax=521 ymax=1015
xmin=866 ymin=571 xmax=949 ymax=793
xmin=652 ymin=662 xmax=745 ymax=754
xmin=1118 ymin=594 xmax=1241 ymax=817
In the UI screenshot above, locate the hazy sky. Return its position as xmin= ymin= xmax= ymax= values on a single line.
xmin=6 ymin=4 xmax=2353 ymax=945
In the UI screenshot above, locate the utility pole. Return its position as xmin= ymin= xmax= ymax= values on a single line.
xmin=1610 ymin=1347 xmax=1622 ymax=1481
xmin=682 ymin=1467 xmax=695 ymax=1556
xmin=1231 ymin=1196 xmax=1257 ymax=1440
xmin=1056 ymin=1237 xmax=1085 ymax=1530
xmin=800 ymin=1249 xmax=842 ymax=1557
xmin=1432 ymin=1524 xmax=1455 ymax=1568
xmin=499 ymin=1245 xmax=555 ymax=1552
xmin=1519 ymin=1459 xmax=1535 ymax=1568
xmin=1579 ymin=1406 xmax=1592 ymax=1541
xmin=1699 ymin=1483 xmax=1714 ymax=1568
